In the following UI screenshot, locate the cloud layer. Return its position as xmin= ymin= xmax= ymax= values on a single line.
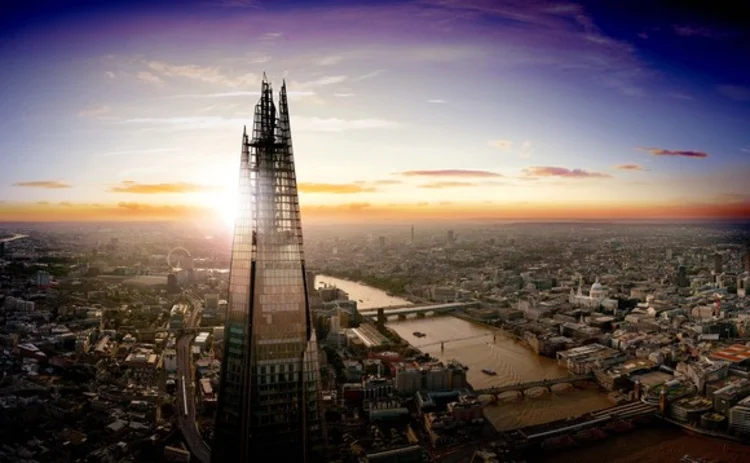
xmin=108 ymin=181 xmax=216 ymax=194
xmin=297 ymin=182 xmax=376 ymax=194
xmin=639 ymin=147 xmax=709 ymax=158
xmin=400 ymin=169 xmax=503 ymax=178
xmin=522 ymin=167 xmax=611 ymax=178
xmin=614 ymin=164 xmax=649 ymax=171
xmin=13 ymin=181 xmax=72 ymax=189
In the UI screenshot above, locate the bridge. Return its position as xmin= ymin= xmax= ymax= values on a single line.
xmin=474 ymin=374 xmax=595 ymax=398
xmin=0 ymin=234 xmax=28 ymax=243
xmin=415 ymin=333 xmax=495 ymax=349
xmin=519 ymin=401 xmax=658 ymax=442
xmin=359 ymin=301 xmax=481 ymax=319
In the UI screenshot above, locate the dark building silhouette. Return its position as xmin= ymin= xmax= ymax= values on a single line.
xmin=744 ymin=242 xmax=750 ymax=273
xmin=677 ymin=264 xmax=689 ymax=288
xmin=212 ymin=76 xmax=325 ymax=462
xmin=167 ymin=273 xmax=179 ymax=293
xmin=714 ymin=253 xmax=723 ymax=274
xmin=0 ymin=242 xmax=4 ymax=259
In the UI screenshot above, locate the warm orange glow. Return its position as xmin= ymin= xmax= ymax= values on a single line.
xmin=0 ymin=199 xmax=748 ymax=222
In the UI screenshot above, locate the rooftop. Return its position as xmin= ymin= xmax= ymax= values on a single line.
xmin=711 ymin=344 xmax=750 ymax=364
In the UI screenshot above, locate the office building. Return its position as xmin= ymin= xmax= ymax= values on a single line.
xmin=714 ymin=253 xmax=723 ymax=275
xmin=212 ymin=76 xmax=325 ymax=462
xmin=36 ymin=270 xmax=51 ymax=288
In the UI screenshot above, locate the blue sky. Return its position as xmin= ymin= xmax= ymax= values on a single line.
xmin=0 ymin=0 xmax=748 ymax=221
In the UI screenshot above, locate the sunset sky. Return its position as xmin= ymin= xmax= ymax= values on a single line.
xmin=1 ymin=0 xmax=749 ymax=223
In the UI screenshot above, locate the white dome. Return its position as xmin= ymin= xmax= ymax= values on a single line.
xmin=591 ymin=281 xmax=602 ymax=292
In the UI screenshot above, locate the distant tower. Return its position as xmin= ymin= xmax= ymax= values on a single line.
xmin=0 ymin=242 xmax=4 ymax=259
xmin=447 ymin=230 xmax=455 ymax=243
xmin=738 ymin=274 xmax=749 ymax=298
xmin=410 ymin=225 xmax=415 ymax=245
xmin=677 ymin=264 xmax=689 ymax=288
xmin=744 ymin=242 xmax=750 ymax=273
xmin=713 ymin=253 xmax=723 ymax=274
xmin=665 ymin=248 xmax=673 ymax=261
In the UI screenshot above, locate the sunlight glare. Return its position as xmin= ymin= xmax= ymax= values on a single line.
xmin=216 ymin=170 xmax=240 ymax=229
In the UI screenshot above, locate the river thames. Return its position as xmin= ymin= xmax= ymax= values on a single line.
xmin=316 ymin=275 xmax=612 ymax=430
xmin=315 ymin=274 xmax=750 ymax=462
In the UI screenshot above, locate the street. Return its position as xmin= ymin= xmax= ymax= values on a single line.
xmin=176 ymin=292 xmax=212 ymax=463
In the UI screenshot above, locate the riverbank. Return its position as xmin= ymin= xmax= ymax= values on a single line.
xmin=315 ymin=270 xmax=409 ymax=297
xmin=315 ymin=274 xmax=413 ymax=310
xmin=315 ymin=274 xmax=749 ymax=458
xmin=386 ymin=316 xmax=613 ymax=432
xmin=661 ymin=416 xmax=743 ymax=443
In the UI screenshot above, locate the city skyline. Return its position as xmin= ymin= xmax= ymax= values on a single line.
xmin=1 ymin=0 xmax=749 ymax=223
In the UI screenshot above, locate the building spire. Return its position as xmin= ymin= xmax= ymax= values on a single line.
xmin=262 ymin=71 xmax=268 ymax=83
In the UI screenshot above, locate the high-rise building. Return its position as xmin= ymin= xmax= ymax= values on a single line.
xmin=36 ymin=270 xmax=51 ymax=288
xmin=677 ymin=264 xmax=689 ymax=288
xmin=744 ymin=242 xmax=750 ymax=273
xmin=714 ymin=253 xmax=723 ymax=274
xmin=0 ymin=242 xmax=5 ymax=259
xmin=212 ymin=76 xmax=325 ymax=462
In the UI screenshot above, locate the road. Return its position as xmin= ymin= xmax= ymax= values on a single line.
xmin=0 ymin=233 xmax=28 ymax=243
xmin=176 ymin=292 xmax=211 ymax=463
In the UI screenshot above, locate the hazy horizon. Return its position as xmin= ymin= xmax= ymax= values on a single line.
xmin=1 ymin=0 xmax=749 ymax=223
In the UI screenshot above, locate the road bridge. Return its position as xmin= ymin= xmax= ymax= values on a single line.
xmin=474 ymin=374 xmax=595 ymax=398
xmin=359 ymin=301 xmax=481 ymax=319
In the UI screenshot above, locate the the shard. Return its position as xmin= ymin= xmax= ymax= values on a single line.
xmin=212 ymin=76 xmax=325 ymax=462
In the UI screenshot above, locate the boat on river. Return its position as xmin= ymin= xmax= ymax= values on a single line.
xmin=482 ymin=368 xmax=497 ymax=376
xmin=413 ymin=331 xmax=426 ymax=338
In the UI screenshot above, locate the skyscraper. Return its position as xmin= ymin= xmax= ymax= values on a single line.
xmin=212 ymin=76 xmax=325 ymax=462
xmin=714 ymin=253 xmax=723 ymax=274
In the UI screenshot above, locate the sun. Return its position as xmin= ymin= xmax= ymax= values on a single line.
xmin=213 ymin=170 xmax=240 ymax=229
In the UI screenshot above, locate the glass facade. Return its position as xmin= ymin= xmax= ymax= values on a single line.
xmin=212 ymin=78 xmax=325 ymax=462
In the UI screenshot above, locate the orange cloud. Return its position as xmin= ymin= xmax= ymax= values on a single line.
xmin=639 ymin=147 xmax=709 ymax=158
xmin=522 ymin=167 xmax=611 ymax=178
xmin=299 ymin=200 xmax=750 ymax=222
xmin=372 ymin=179 xmax=402 ymax=185
xmin=418 ymin=181 xmax=478 ymax=189
xmin=614 ymin=164 xmax=649 ymax=171
xmin=13 ymin=181 xmax=72 ymax=189
xmin=2 ymin=199 xmax=749 ymax=223
xmin=297 ymin=183 xmax=377 ymax=194
xmin=0 ymin=201 xmax=210 ymax=222
xmin=108 ymin=182 xmax=217 ymax=194
xmin=400 ymin=169 xmax=503 ymax=178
